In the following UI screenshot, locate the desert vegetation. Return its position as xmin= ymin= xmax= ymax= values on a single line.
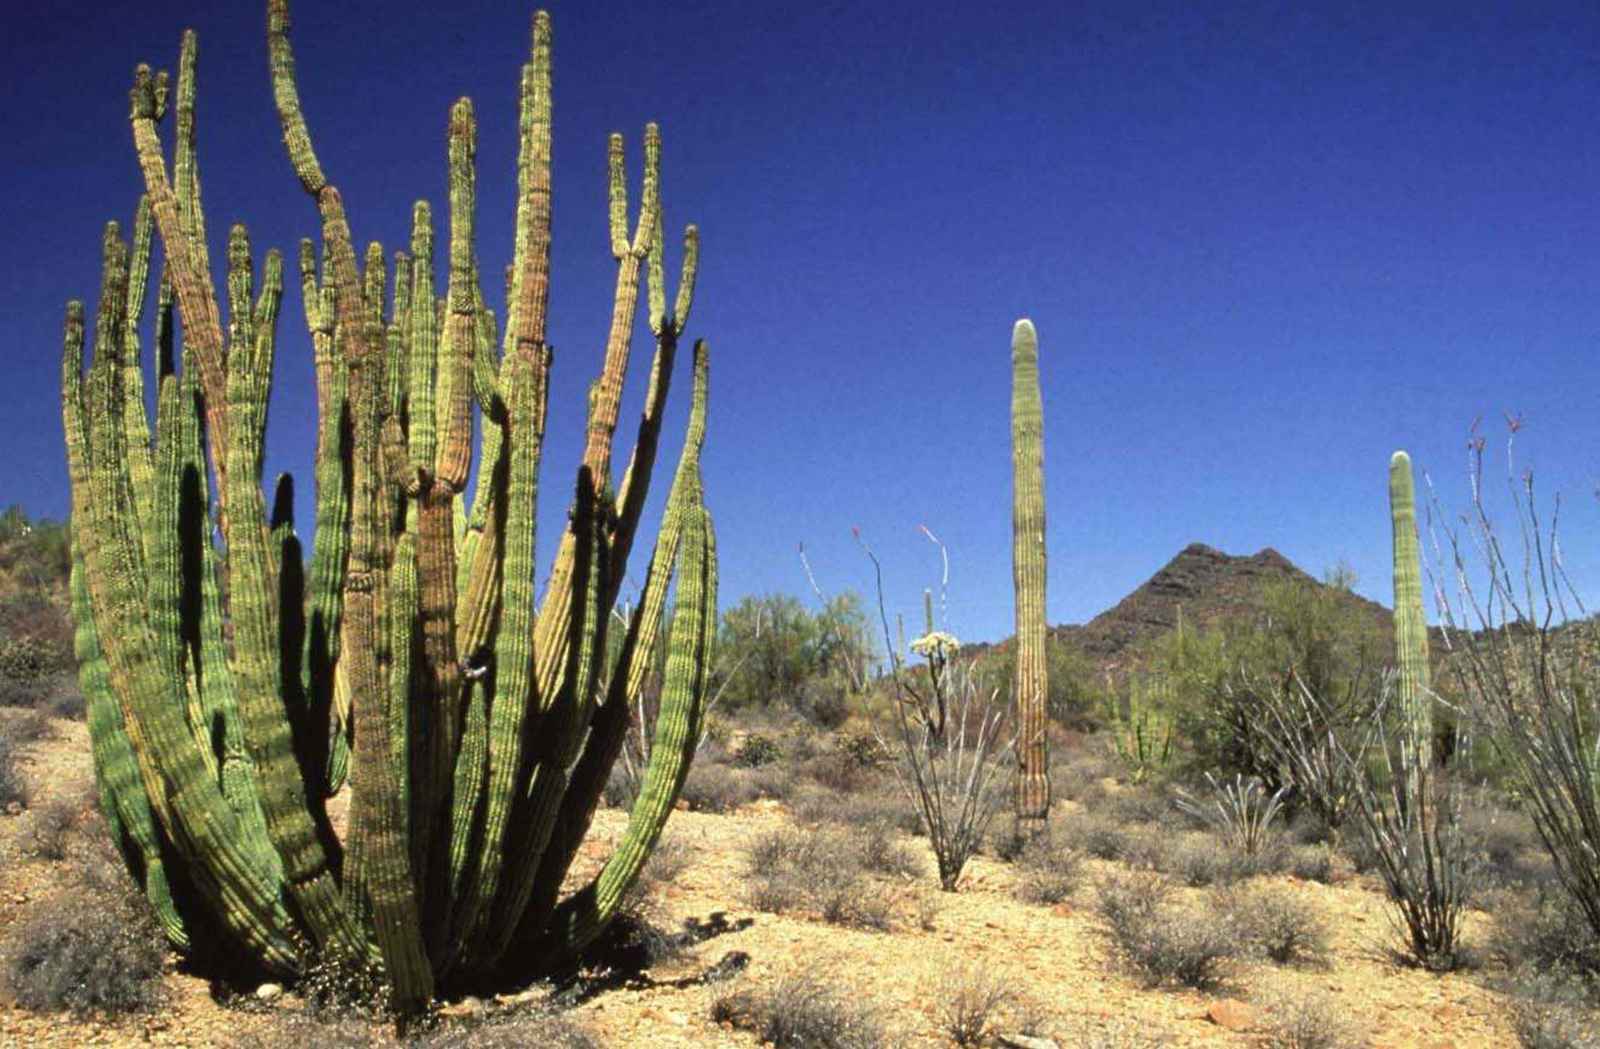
xmin=4 ymin=2 xmax=1600 ymax=1048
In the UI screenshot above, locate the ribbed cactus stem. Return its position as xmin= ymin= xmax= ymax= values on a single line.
xmin=1389 ymin=451 xmax=1432 ymax=787
xmin=1011 ymin=318 xmax=1050 ymax=835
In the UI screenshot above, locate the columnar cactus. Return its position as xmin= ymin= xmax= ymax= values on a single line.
xmin=62 ymin=2 xmax=716 ymax=1013
xmin=1389 ymin=451 xmax=1432 ymax=786
xmin=1011 ymin=319 xmax=1050 ymax=835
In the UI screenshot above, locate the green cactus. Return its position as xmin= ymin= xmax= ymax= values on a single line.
xmin=1011 ymin=319 xmax=1050 ymax=835
xmin=1389 ymin=451 xmax=1432 ymax=788
xmin=63 ymin=2 xmax=716 ymax=1015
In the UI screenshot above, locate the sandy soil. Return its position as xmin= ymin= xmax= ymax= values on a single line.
xmin=0 ymin=711 xmax=1518 ymax=1048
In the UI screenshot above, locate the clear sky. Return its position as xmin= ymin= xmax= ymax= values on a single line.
xmin=6 ymin=1 xmax=1600 ymax=644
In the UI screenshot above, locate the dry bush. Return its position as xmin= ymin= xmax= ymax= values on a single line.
xmin=1256 ymin=988 xmax=1370 ymax=1049
xmin=1218 ymin=884 xmax=1331 ymax=966
xmin=4 ymin=707 xmax=52 ymax=744
xmin=937 ymin=965 xmax=1012 ymax=1046
xmin=0 ymin=876 xmax=166 ymax=1016
xmin=0 ymin=728 xmax=27 ymax=809
xmin=1287 ymin=844 xmax=1336 ymax=884
xmin=744 ymin=825 xmax=897 ymax=931
xmin=1487 ymin=890 xmax=1600 ymax=981
xmin=711 ymin=973 xmax=884 ymax=1049
xmin=1011 ymin=839 xmax=1082 ymax=905
xmin=857 ymin=820 xmax=923 ymax=879
xmin=1499 ymin=969 xmax=1600 ymax=1049
xmin=678 ymin=761 xmax=762 ymax=813
xmin=1061 ymin=812 xmax=1136 ymax=861
xmin=25 ymin=796 xmax=79 ymax=860
xmin=1095 ymin=871 xmax=1237 ymax=991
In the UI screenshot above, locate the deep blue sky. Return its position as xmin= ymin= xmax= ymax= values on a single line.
xmin=7 ymin=1 xmax=1600 ymax=644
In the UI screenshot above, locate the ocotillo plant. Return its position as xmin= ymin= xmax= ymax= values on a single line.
xmin=62 ymin=1 xmax=716 ymax=1015
xmin=1389 ymin=451 xmax=1432 ymax=787
xmin=1011 ymin=319 xmax=1050 ymax=835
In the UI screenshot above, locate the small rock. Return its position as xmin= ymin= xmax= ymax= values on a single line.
xmin=255 ymin=983 xmax=283 ymax=1003
xmin=998 ymin=1034 xmax=1061 ymax=1049
xmin=440 ymin=996 xmax=485 ymax=1019
xmin=1204 ymin=999 xmax=1253 ymax=1032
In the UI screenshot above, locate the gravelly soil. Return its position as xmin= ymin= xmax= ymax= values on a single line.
xmin=0 ymin=711 xmax=1517 ymax=1048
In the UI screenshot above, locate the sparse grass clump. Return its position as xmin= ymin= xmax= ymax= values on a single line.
xmin=711 ymin=973 xmax=884 ymax=1049
xmin=938 ymin=966 xmax=1012 ymax=1046
xmin=1256 ymin=988 xmax=1371 ymax=1049
xmin=1095 ymin=871 xmax=1237 ymax=991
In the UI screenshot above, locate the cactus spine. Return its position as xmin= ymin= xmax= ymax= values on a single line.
xmin=1011 ymin=318 xmax=1050 ymax=835
xmin=63 ymin=2 xmax=716 ymax=1014
xmin=1389 ymin=451 xmax=1432 ymax=790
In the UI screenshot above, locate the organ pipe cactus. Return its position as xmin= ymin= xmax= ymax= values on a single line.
xmin=62 ymin=1 xmax=716 ymax=1014
xmin=1389 ymin=451 xmax=1432 ymax=789
xmin=1010 ymin=319 xmax=1050 ymax=835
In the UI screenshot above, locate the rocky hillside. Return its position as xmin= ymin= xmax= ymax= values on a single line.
xmin=1056 ymin=543 xmax=1394 ymax=674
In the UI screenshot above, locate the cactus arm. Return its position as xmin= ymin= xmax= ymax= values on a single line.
xmin=69 ymin=226 xmax=301 ymax=973
xmin=518 ymin=340 xmax=709 ymax=945
xmin=128 ymin=60 xmax=230 ymax=496
xmin=218 ymin=243 xmax=363 ymax=958
xmin=122 ymin=195 xmax=157 ymax=555
xmin=538 ymin=492 xmax=716 ymax=962
xmin=1011 ymin=318 xmax=1050 ymax=834
xmin=442 ymin=343 xmax=549 ymax=968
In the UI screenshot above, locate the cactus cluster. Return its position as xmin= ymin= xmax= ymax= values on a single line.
xmin=62 ymin=1 xmax=716 ymax=1011
xmin=1010 ymin=319 xmax=1050 ymax=834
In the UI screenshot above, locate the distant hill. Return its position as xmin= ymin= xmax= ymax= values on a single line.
xmin=970 ymin=542 xmax=1400 ymax=691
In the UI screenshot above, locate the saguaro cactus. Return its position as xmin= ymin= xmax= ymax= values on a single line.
xmin=1389 ymin=451 xmax=1432 ymax=785
xmin=63 ymin=1 xmax=716 ymax=1014
xmin=1011 ymin=319 xmax=1050 ymax=835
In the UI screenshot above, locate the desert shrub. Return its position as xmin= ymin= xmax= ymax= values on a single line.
xmin=417 ymin=1007 xmax=601 ymax=1049
xmin=26 ymin=796 xmax=79 ymax=860
xmin=0 ymin=730 xmax=26 ymax=810
xmin=1061 ymin=813 xmax=1135 ymax=861
xmin=4 ymin=708 xmax=53 ymax=744
xmin=939 ymin=965 xmax=1012 ymax=1046
xmin=856 ymin=820 xmax=923 ymax=879
xmin=1051 ymin=748 xmax=1115 ymax=802
xmin=1500 ymin=968 xmax=1600 ymax=1049
xmin=1488 ymin=889 xmax=1600 ymax=980
xmin=1011 ymin=840 xmax=1082 ymax=905
xmin=1287 ymin=844 xmax=1336 ymax=884
xmin=1101 ymin=785 xmax=1173 ymax=826
xmin=1156 ymin=832 xmax=1240 ymax=888
xmin=679 ymin=761 xmax=761 ymax=813
xmin=1219 ymin=884 xmax=1331 ymax=966
xmin=1256 ymin=988 xmax=1370 ymax=1049
xmin=745 ymin=825 xmax=897 ymax=931
xmin=1095 ymin=871 xmax=1236 ymax=990
xmin=0 ymin=879 xmax=166 ymax=1016
xmin=1460 ymin=795 xmax=1552 ymax=891
xmin=800 ymin=749 xmax=879 ymax=794
xmin=711 ymin=973 xmax=884 ymax=1049
xmin=734 ymin=732 xmax=783 ymax=768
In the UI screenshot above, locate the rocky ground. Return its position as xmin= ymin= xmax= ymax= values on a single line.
xmin=0 ymin=709 xmax=1523 ymax=1048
